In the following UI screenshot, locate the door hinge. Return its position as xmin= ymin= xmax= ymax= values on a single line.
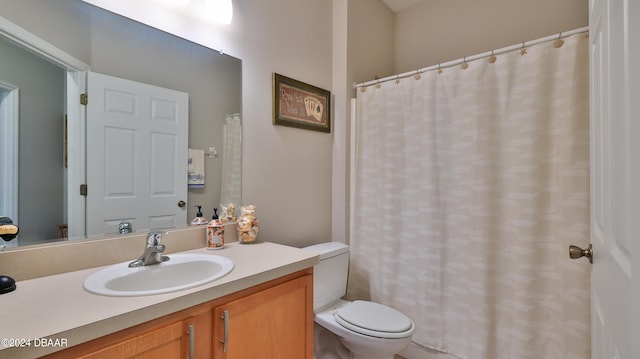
xmin=80 ymin=93 xmax=88 ymax=105
xmin=80 ymin=184 xmax=88 ymax=196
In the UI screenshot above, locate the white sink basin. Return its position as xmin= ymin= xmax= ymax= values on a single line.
xmin=84 ymin=253 xmax=234 ymax=297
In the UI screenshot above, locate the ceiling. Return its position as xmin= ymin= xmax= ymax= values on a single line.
xmin=382 ymin=0 xmax=426 ymax=12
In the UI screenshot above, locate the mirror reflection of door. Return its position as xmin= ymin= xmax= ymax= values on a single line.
xmin=86 ymin=72 xmax=188 ymax=237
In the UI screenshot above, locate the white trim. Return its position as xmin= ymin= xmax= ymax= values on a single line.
xmin=66 ymin=71 xmax=87 ymax=240
xmin=349 ymin=98 xmax=357 ymax=243
xmin=0 ymin=15 xmax=89 ymax=72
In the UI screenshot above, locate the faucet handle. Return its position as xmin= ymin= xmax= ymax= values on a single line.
xmin=146 ymin=231 xmax=168 ymax=246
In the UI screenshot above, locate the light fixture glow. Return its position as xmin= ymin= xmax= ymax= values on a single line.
xmin=203 ymin=0 xmax=233 ymax=25
xmin=159 ymin=0 xmax=190 ymax=6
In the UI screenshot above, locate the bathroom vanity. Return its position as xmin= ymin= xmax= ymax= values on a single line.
xmin=0 ymin=239 xmax=318 ymax=359
xmin=44 ymin=269 xmax=312 ymax=359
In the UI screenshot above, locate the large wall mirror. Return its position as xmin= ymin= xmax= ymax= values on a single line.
xmin=0 ymin=0 xmax=242 ymax=247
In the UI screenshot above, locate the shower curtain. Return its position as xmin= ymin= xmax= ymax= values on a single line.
xmin=348 ymin=33 xmax=590 ymax=359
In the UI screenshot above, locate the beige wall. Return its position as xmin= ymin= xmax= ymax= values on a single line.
xmin=233 ymin=0 xmax=333 ymax=247
xmin=330 ymin=0 xmax=395 ymax=245
xmin=394 ymin=0 xmax=589 ymax=73
xmin=348 ymin=0 xmax=395 ymax=84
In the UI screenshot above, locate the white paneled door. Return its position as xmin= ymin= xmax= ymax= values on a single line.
xmin=589 ymin=0 xmax=639 ymax=358
xmin=86 ymin=72 xmax=188 ymax=237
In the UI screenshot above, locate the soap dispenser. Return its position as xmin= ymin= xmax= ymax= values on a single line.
xmin=190 ymin=205 xmax=208 ymax=225
xmin=207 ymin=208 xmax=224 ymax=249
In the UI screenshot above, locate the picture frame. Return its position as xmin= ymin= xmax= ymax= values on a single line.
xmin=272 ymin=73 xmax=331 ymax=133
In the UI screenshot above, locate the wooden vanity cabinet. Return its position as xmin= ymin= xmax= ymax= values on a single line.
xmin=74 ymin=318 xmax=194 ymax=359
xmin=41 ymin=269 xmax=313 ymax=359
xmin=213 ymin=271 xmax=313 ymax=358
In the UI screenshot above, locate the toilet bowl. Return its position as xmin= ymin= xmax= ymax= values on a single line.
xmin=304 ymin=242 xmax=415 ymax=359
xmin=315 ymin=299 xmax=415 ymax=359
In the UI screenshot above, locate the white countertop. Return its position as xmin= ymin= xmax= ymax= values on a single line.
xmin=0 ymin=242 xmax=319 ymax=359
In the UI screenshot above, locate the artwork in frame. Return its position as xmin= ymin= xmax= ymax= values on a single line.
xmin=272 ymin=73 xmax=331 ymax=133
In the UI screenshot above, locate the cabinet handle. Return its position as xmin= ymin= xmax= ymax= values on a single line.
xmin=221 ymin=310 xmax=229 ymax=353
xmin=187 ymin=324 xmax=195 ymax=359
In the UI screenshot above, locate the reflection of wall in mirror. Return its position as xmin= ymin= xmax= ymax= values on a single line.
xmin=0 ymin=37 xmax=65 ymax=244
xmin=0 ymin=0 xmax=242 ymax=244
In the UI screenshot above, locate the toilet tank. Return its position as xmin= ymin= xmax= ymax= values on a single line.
xmin=303 ymin=242 xmax=349 ymax=311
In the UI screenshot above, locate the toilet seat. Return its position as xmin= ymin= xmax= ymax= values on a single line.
xmin=334 ymin=300 xmax=414 ymax=339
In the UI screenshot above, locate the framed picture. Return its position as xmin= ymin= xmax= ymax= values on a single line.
xmin=272 ymin=73 xmax=331 ymax=133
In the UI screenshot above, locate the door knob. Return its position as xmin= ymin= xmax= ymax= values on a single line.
xmin=178 ymin=200 xmax=186 ymax=208
xmin=569 ymin=244 xmax=593 ymax=264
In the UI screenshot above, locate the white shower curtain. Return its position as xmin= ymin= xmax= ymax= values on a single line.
xmin=220 ymin=113 xmax=242 ymax=206
xmin=349 ymin=33 xmax=590 ymax=359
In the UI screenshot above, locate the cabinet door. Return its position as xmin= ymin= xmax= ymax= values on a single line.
xmin=75 ymin=319 xmax=194 ymax=359
xmin=213 ymin=274 xmax=313 ymax=359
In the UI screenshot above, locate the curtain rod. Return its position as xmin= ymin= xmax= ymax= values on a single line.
xmin=354 ymin=26 xmax=588 ymax=89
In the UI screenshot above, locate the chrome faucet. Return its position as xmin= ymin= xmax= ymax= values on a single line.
xmin=128 ymin=231 xmax=170 ymax=267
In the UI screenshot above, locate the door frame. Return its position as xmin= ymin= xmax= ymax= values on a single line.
xmin=0 ymin=81 xmax=19 ymax=231
xmin=0 ymin=16 xmax=90 ymax=240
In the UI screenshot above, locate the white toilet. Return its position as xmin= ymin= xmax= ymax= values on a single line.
xmin=304 ymin=242 xmax=415 ymax=359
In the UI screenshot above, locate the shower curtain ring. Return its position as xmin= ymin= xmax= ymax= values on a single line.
xmin=414 ymin=69 xmax=422 ymax=80
xmin=395 ymin=75 xmax=400 ymax=85
xmin=461 ymin=57 xmax=469 ymax=69
xmin=488 ymin=50 xmax=497 ymax=64
xmin=520 ymin=42 xmax=527 ymax=56
xmin=437 ymin=64 xmax=443 ymax=74
xmin=554 ymin=32 xmax=565 ymax=48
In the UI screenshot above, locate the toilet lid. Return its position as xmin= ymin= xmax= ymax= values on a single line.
xmin=334 ymin=300 xmax=414 ymax=339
